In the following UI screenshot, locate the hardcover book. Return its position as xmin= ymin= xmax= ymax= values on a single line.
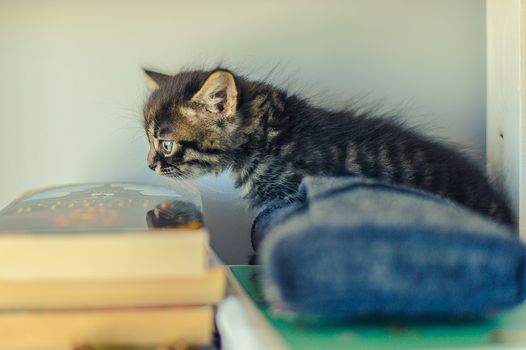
xmin=0 ymin=305 xmax=213 ymax=349
xmin=0 ymin=182 xmax=209 ymax=280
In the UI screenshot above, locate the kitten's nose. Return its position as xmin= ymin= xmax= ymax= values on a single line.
xmin=147 ymin=152 xmax=161 ymax=171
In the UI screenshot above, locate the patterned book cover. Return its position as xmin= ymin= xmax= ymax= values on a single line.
xmin=0 ymin=182 xmax=203 ymax=233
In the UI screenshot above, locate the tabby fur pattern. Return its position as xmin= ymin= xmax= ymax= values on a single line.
xmin=143 ymin=68 xmax=515 ymax=228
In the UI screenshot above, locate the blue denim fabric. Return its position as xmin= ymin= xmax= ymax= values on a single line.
xmin=257 ymin=177 xmax=525 ymax=318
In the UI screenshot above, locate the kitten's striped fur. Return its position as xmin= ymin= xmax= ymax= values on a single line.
xmin=143 ymin=68 xmax=515 ymax=229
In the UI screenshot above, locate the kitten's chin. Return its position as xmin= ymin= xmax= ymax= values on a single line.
xmin=157 ymin=166 xmax=212 ymax=179
xmin=157 ymin=167 xmax=183 ymax=178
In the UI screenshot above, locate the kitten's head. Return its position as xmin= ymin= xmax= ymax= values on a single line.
xmin=143 ymin=68 xmax=242 ymax=179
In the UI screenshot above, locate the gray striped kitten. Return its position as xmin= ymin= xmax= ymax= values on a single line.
xmin=143 ymin=68 xmax=515 ymax=229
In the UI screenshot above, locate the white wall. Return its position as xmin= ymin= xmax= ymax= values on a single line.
xmin=486 ymin=0 xmax=526 ymax=236
xmin=0 ymin=0 xmax=486 ymax=263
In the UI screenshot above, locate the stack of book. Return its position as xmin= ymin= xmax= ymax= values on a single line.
xmin=0 ymin=182 xmax=225 ymax=349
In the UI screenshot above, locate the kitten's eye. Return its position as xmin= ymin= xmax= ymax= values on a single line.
xmin=160 ymin=140 xmax=175 ymax=155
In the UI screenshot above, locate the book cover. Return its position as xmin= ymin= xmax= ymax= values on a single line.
xmin=225 ymin=265 xmax=526 ymax=350
xmin=0 ymin=182 xmax=203 ymax=233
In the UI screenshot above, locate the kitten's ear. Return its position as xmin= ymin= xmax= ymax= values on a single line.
xmin=143 ymin=68 xmax=169 ymax=91
xmin=191 ymin=70 xmax=238 ymax=118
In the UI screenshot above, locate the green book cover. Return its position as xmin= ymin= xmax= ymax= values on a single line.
xmin=229 ymin=265 xmax=526 ymax=350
